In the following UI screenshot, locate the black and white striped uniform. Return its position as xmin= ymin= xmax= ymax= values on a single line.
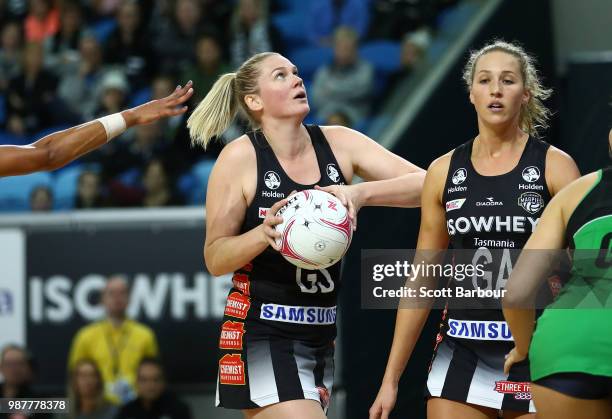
xmin=426 ymin=137 xmax=551 ymax=412
xmin=215 ymin=125 xmax=346 ymax=411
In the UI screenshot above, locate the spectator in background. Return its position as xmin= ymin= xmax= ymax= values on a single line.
xmin=85 ymin=0 xmax=121 ymax=20
xmin=5 ymin=42 xmax=59 ymax=135
xmin=0 ymin=345 xmax=32 ymax=398
xmin=139 ymin=159 xmax=184 ymax=207
xmin=1 ymin=0 xmax=28 ymax=22
xmin=92 ymin=70 xmax=129 ymax=119
xmin=229 ymin=0 xmax=279 ymax=69
xmin=101 ymin=120 xmax=166 ymax=180
xmin=68 ymin=275 xmax=159 ymax=404
xmin=68 ymin=359 xmax=118 ymax=419
xmin=182 ymin=34 xmax=229 ymax=104
xmin=307 ymin=0 xmax=369 ymax=46
xmin=57 ymin=35 xmax=110 ymax=122
xmin=383 ymin=27 xmax=431 ymax=95
xmin=153 ymin=0 xmax=209 ymax=74
xmin=1 ymin=345 xmax=51 ymax=419
xmin=0 ymin=20 xmax=22 ymax=92
xmin=311 ymin=26 xmax=373 ymax=124
xmin=117 ymin=358 xmax=192 ymax=419
xmin=75 ymin=170 xmax=108 ymax=209
xmin=105 ymin=0 xmax=155 ymax=91
xmin=30 ymin=185 xmax=53 ymax=211
xmin=24 ymin=0 xmax=59 ymax=42
xmin=368 ymin=0 xmax=436 ymax=40
xmin=45 ymin=1 xmax=84 ymax=74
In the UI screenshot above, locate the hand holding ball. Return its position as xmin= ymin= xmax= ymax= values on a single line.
xmin=274 ymin=189 xmax=353 ymax=270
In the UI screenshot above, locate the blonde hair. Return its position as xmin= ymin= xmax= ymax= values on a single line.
xmin=462 ymin=40 xmax=552 ymax=137
xmin=188 ymin=52 xmax=277 ymax=149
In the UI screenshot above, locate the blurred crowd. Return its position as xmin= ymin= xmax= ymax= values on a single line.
xmin=1 ymin=276 xmax=191 ymax=419
xmin=0 ymin=0 xmax=461 ymax=211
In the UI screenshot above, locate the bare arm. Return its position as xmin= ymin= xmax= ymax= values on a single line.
xmin=317 ymin=126 xmax=425 ymax=229
xmin=503 ymin=172 xmax=598 ymax=368
xmin=370 ymin=154 xmax=451 ymax=419
xmin=203 ymin=139 xmax=287 ymax=276
xmin=0 ymin=82 xmax=193 ymax=178
xmin=545 ymin=145 xmax=581 ymax=196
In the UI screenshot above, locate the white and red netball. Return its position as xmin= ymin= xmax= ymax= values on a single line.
xmin=274 ymin=189 xmax=353 ymax=270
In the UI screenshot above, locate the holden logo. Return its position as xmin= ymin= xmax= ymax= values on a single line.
xmin=452 ymin=168 xmax=467 ymax=185
xmin=326 ymin=164 xmax=340 ymax=183
xmin=264 ymin=171 xmax=281 ymax=190
xmin=518 ymin=192 xmax=544 ymax=214
xmin=522 ymin=166 xmax=540 ymax=183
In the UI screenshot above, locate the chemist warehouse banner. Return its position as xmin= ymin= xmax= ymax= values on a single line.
xmin=21 ymin=226 xmax=232 ymax=391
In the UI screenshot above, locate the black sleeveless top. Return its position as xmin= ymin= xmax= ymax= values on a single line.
xmin=229 ymin=125 xmax=347 ymax=342
xmin=441 ymin=137 xmax=551 ymax=352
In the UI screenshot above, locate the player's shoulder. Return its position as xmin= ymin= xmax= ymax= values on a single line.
xmin=545 ymin=144 xmax=576 ymax=169
xmin=218 ymin=135 xmax=254 ymax=159
xmin=427 ymin=150 xmax=454 ymax=177
xmin=214 ymin=135 xmax=255 ymax=170
xmin=555 ymin=170 xmax=600 ymax=202
xmin=319 ymin=125 xmax=368 ymax=146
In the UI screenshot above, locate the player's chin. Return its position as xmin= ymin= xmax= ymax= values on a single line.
xmin=289 ymin=101 xmax=310 ymax=116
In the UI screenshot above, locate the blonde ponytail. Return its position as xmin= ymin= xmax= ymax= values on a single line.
xmin=188 ymin=73 xmax=238 ymax=149
xmin=188 ymin=51 xmax=278 ymax=149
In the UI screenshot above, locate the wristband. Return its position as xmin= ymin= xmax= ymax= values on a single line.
xmin=97 ymin=113 xmax=127 ymax=142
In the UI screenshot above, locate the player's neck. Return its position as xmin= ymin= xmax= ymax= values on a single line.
xmin=476 ymin=123 xmax=526 ymax=157
xmin=260 ymin=120 xmax=310 ymax=160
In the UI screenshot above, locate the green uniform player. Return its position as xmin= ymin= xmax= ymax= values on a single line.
xmin=503 ymin=131 xmax=612 ymax=419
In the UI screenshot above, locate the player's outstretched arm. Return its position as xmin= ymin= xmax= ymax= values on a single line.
xmin=369 ymin=154 xmax=451 ymax=419
xmin=320 ymin=126 xmax=425 ymax=213
xmin=0 ymin=81 xmax=193 ymax=178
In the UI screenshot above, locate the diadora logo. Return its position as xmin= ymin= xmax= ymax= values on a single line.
xmin=446 ymin=198 xmax=466 ymax=212
xmin=522 ymin=166 xmax=540 ymax=182
xmin=452 ymin=168 xmax=467 ymax=185
xmin=476 ymin=197 xmax=503 ymax=207
xmin=264 ymin=171 xmax=281 ymax=190
xmin=326 ymin=164 xmax=340 ymax=183
xmin=518 ymin=192 xmax=544 ymax=214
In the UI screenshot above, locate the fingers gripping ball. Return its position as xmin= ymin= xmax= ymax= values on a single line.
xmin=274 ymin=189 xmax=353 ymax=270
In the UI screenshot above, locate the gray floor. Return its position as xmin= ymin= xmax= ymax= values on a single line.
xmin=183 ymin=389 xmax=345 ymax=419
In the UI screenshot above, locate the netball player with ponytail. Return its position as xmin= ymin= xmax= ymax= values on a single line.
xmin=0 ymin=82 xmax=193 ymax=177
xmin=187 ymin=52 xmax=425 ymax=418
xmin=370 ymin=41 xmax=580 ymax=419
